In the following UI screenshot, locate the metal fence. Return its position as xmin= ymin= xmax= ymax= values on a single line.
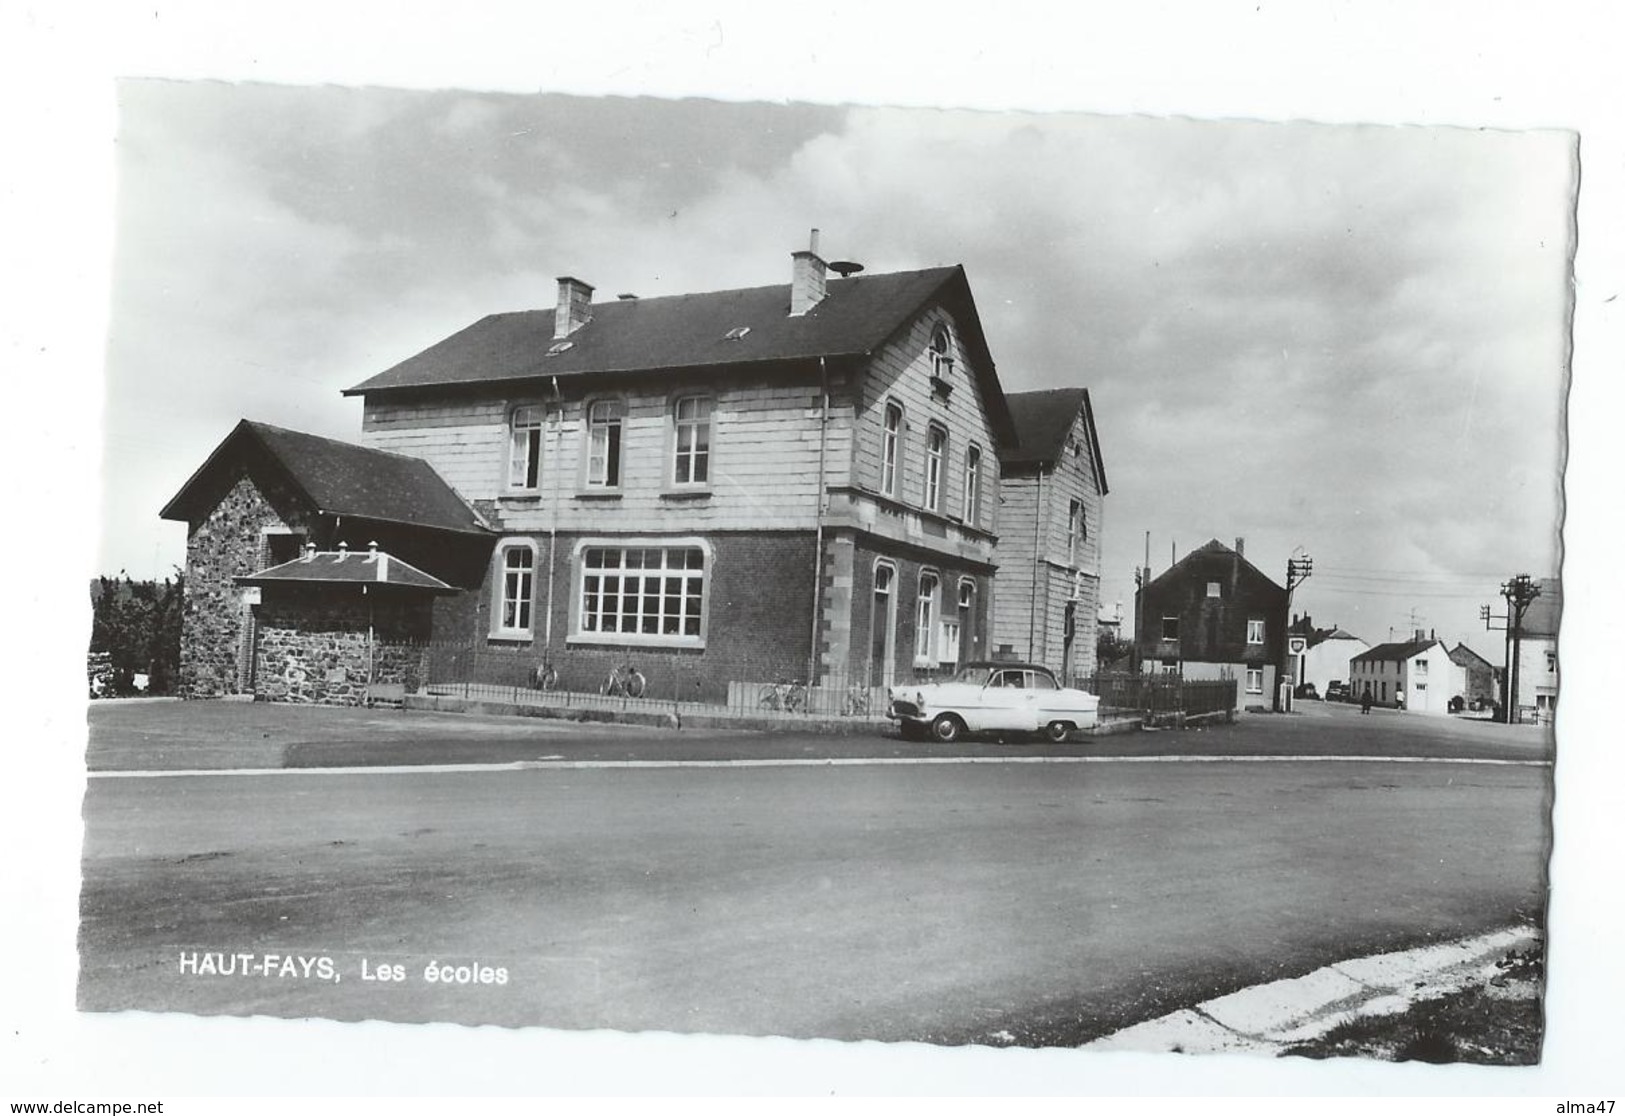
xmin=1077 ymin=672 xmax=1236 ymax=721
xmin=412 ymin=642 xmax=1237 ymax=726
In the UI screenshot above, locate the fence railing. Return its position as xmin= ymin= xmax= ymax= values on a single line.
xmin=410 ymin=642 xmax=1238 ymax=725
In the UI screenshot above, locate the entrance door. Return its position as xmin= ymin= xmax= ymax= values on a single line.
xmin=870 ymin=562 xmax=897 ymax=689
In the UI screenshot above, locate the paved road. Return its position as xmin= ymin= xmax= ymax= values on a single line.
xmin=78 ymin=702 xmax=1551 ymax=1046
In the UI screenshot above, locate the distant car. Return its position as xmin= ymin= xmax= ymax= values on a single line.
xmin=888 ymin=662 xmax=1101 ymax=743
xmin=1325 ymin=680 xmax=1349 ymax=703
xmin=1295 ymin=682 xmax=1320 ymax=701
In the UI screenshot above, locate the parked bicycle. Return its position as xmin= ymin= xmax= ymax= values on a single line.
xmin=532 ymin=654 xmax=559 ymax=692
xmin=601 ymin=660 xmax=647 ymax=699
xmin=841 ymin=684 xmax=872 ymax=717
xmin=759 ymin=678 xmax=807 ymax=713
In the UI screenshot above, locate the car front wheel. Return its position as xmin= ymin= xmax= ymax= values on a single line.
xmin=1044 ymin=720 xmax=1073 ymax=743
xmin=930 ymin=713 xmax=966 ymax=743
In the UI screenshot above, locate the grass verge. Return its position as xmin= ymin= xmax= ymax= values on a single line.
xmin=1282 ymin=947 xmax=1543 ymax=1065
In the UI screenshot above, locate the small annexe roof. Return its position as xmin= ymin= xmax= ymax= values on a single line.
xmin=236 ymin=546 xmax=457 ymax=594
xmin=161 ymin=420 xmax=490 ymax=536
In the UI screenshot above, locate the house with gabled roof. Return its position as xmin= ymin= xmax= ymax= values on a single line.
xmin=990 ymin=388 xmax=1109 ymax=683
xmin=1349 ymin=634 xmax=1458 ymax=715
xmin=1133 ymin=538 xmax=1288 ymax=710
xmin=1287 ymin=614 xmax=1370 ymax=698
xmin=1510 ymin=577 xmax=1561 ymax=722
xmin=1447 ymin=642 xmax=1497 ymax=710
xmin=164 ymin=235 xmax=1108 ymax=705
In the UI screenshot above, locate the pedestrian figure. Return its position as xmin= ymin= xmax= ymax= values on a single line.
xmin=1360 ymin=686 xmax=1373 ymax=714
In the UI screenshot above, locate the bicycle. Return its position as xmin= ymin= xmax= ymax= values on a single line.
xmin=601 ymin=660 xmax=647 ymax=698
xmin=759 ymin=678 xmax=807 ymax=713
xmin=532 ymin=654 xmax=559 ymax=692
xmin=841 ymin=684 xmax=872 ymax=717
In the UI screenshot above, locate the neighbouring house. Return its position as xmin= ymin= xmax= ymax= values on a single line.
xmin=1348 ymin=633 xmax=1458 ymax=715
xmin=165 ymin=238 xmax=1119 ymax=706
xmin=1510 ymin=577 xmax=1561 ymax=723
xmin=1287 ymin=614 xmax=1370 ymax=697
xmin=1447 ymin=642 xmax=1497 ymax=710
xmin=1132 ymin=538 xmax=1287 ymax=710
xmin=159 ymin=420 xmax=492 ymax=702
xmin=989 ymin=388 xmax=1109 ymax=684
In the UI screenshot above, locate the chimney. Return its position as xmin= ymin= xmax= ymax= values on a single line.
xmin=555 ymin=276 xmax=594 ymax=339
xmin=790 ymin=228 xmax=827 ymax=316
xmin=1234 ymin=537 xmax=1245 ymax=557
xmin=1414 ymin=629 xmax=1426 ymax=643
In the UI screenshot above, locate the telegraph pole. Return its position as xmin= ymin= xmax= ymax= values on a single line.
xmin=1501 ymin=574 xmax=1541 ymax=725
xmin=1279 ymin=550 xmax=1313 ymax=711
xmin=1481 ymin=601 xmax=1509 ymax=720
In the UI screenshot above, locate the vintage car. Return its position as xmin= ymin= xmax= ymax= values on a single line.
xmin=887 ymin=662 xmax=1100 ymax=743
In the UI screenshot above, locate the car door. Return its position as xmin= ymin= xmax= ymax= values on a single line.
xmin=974 ymin=669 xmax=1031 ymax=731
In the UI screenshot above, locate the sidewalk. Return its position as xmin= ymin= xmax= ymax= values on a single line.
xmin=1083 ymin=925 xmax=1540 ymax=1056
xmin=405 ymin=684 xmax=1147 ymax=737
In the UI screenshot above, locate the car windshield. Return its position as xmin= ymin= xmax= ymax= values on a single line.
xmin=954 ymin=665 xmax=995 ymax=686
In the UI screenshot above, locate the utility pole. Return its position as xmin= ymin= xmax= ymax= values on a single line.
xmin=1500 ymin=574 xmax=1542 ymax=725
xmin=1481 ymin=601 xmax=1509 ymax=719
xmin=1279 ymin=550 xmax=1313 ymax=711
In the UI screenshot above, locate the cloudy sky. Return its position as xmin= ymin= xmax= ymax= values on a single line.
xmin=103 ymin=81 xmax=1573 ymax=659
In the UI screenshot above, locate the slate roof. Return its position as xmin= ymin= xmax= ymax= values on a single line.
xmin=161 ymin=420 xmax=489 ymax=535
xmin=1144 ymin=538 xmax=1286 ymax=594
xmin=1001 ymin=388 xmax=1109 ymax=492
xmin=236 ymin=547 xmax=456 ymax=593
xmin=1448 ymin=642 xmax=1495 ymax=669
xmin=1518 ymin=578 xmax=1562 ymax=638
xmin=1309 ymin=627 xmax=1365 ymax=648
xmin=342 ymin=265 xmax=1016 ymax=442
xmin=1352 ymin=638 xmax=1443 ymax=664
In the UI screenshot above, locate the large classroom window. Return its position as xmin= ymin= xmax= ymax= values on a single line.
xmin=575 ymin=542 xmax=709 ymax=646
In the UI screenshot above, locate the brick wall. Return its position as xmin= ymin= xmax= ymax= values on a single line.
xmin=254 ymin=586 xmax=433 ymax=705
xmin=843 ymin=538 xmax=991 ymax=689
xmin=442 ymin=530 xmax=819 ymax=702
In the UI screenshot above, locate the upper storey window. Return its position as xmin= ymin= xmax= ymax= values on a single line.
xmin=507 ymin=405 xmax=544 ymax=490
xmin=672 ymin=396 xmax=712 ymax=486
xmin=929 ymin=324 xmax=953 ymax=378
xmin=882 ymin=402 xmax=903 ymax=498
xmin=963 ymin=444 xmax=982 ymax=527
xmin=586 ymin=399 xmax=624 ymax=488
xmin=925 ymin=424 xmax=947 ymax=512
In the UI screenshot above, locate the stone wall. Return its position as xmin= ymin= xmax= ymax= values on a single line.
xmin=179 ymin=468 xmax=315 ymax=698
xmin=253 ymin=586 xmax=433 ymax=706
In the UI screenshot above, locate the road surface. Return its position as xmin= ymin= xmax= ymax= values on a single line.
xmin=78 ymin=700 xmax=1551 ymax=1046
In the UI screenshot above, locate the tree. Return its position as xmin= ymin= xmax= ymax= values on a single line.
xmin=1096 ymin=630 xmax=1134 ymax=670
xmin=89 ymin=570 xmax=184 ymax=695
